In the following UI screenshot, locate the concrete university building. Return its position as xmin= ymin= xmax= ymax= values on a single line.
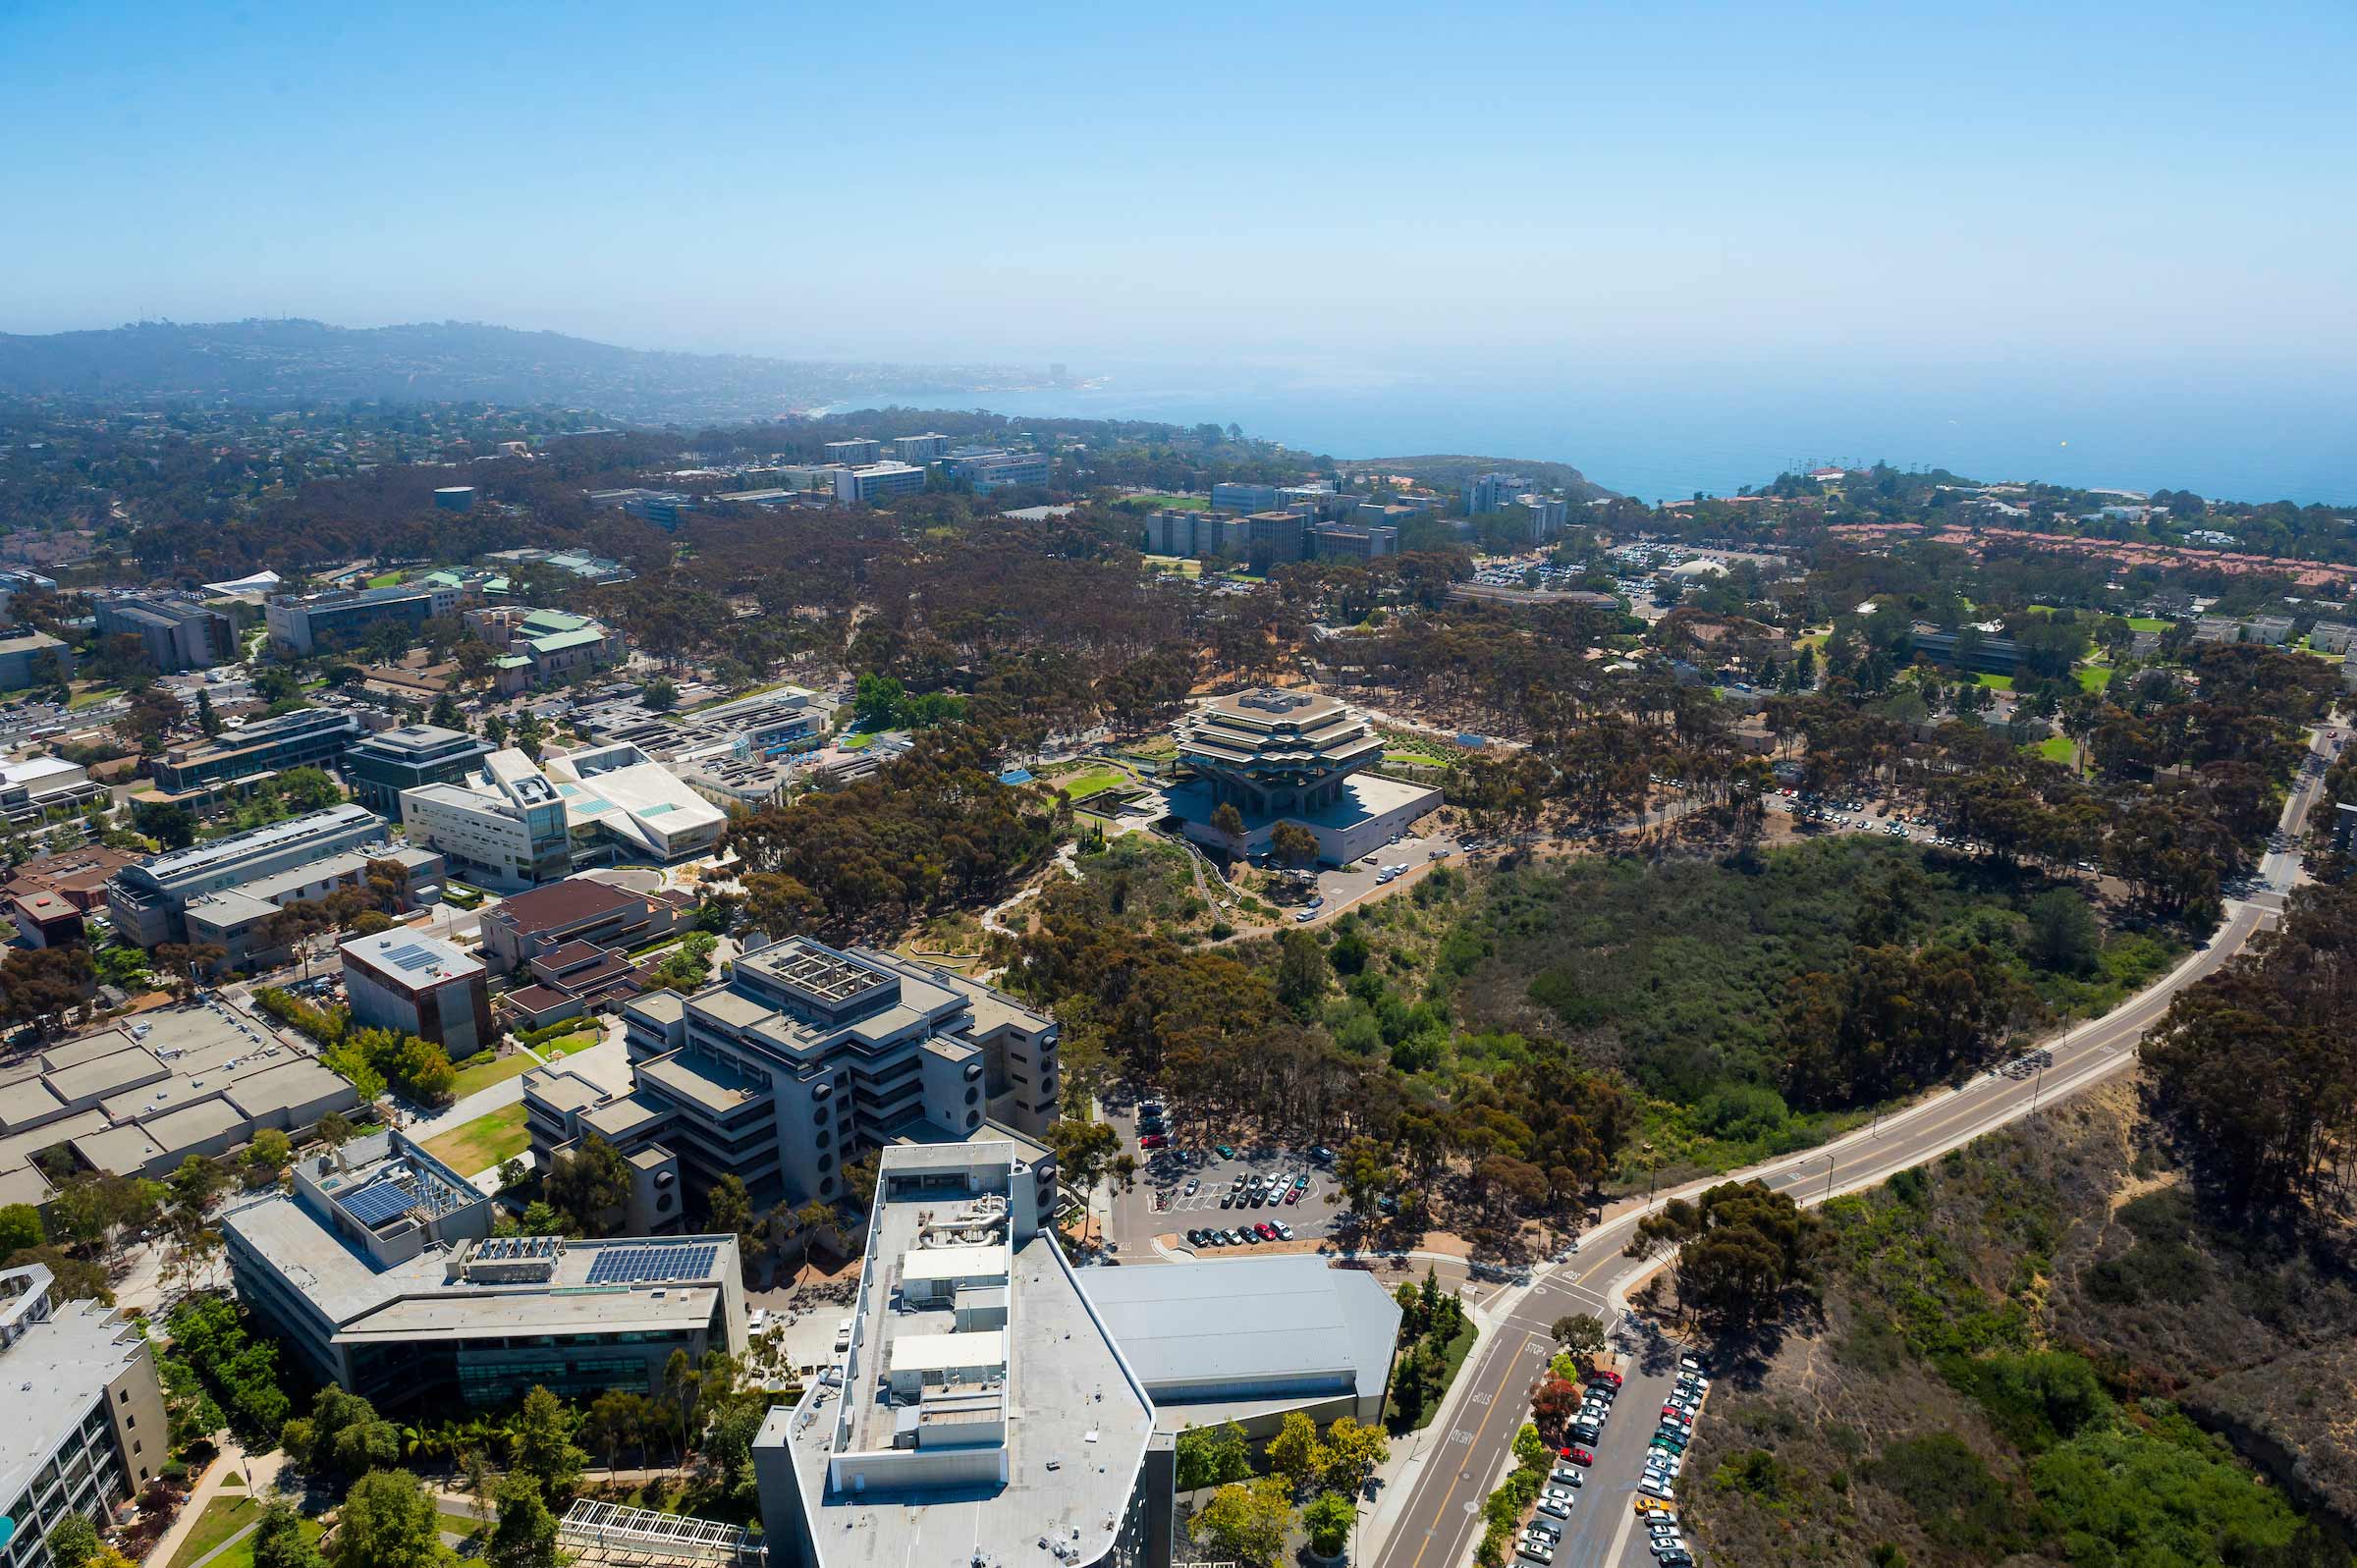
xmin=521 ymin=937 xmax=1061 ymax=1217
xmin=340 ymin=929 xmax=492 ymax=1062
xmin=220 ymin=1128 xmax=745 ymax=1410
xmin=1166 ymin=688 xmax=1439 ymax=866
xmin=0 ymin=1263 xmax=171 ymax=1568
xmin=750 ymin=1142 xmax=1403 ymax=1568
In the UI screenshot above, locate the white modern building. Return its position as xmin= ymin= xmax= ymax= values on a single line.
xmin=400 ymin=744 xmax=724 ymax=891
xmin=832 ymin=462 xmax=928 ymax=506
xmin=1168 ymin=687 xmax=1439 ymax=865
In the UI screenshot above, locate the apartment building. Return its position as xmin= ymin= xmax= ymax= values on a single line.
xmin=146 ymin=705 xmax=361 ymax=796
xmin=521 ymin=937 xmax=1059 ymax=1213
xmin=832 ymin=462 xmax=927 ymax=506
xmin=0 ymin=1264 xmax=171 ymax=1568
xmin=105 ymin=803 xmax=397 ymax=946
xmin=220 ymin=1129 xmax=744 ymax=1411
xmin=341 ymin=723 xmax=495 ymax=814
xmin=93 ymin=592 xmax=236 ymax=673
xmin=264 ymin=582 xmax=462 ymax=655
xmin=947 ymin=451 xmax=1051 ymax=493
xmin=342 ymin=929 xmax=492 ymax=1061
xmin=1460 ymin=472 xmax=1533 ymax=514
xmin=822 ymin=439 xmax=882 ymax=466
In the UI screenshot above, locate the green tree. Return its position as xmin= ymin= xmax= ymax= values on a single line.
xmin=2027 ymin=889 xmax=2102 ymax=976
xmin=1191 ymin=1477 xmax=1294 ymax=1566
xmin=196 ymin=688 xmax=222 ymax=737
xmin=1045 ymin=1116 xmax=1120 ymax=1241
xmin=327 ymin=1469 xmax=448 ymax=1568
xmin=543 ymin=1137 xmax=633 ymax=1235
xmin=1269 ymin=821 xmax=1321 ymax=869
xmin=1209 ymin=801 xmax=1247 ymax=846
xmin=642 ymin=677 xmax=679 ymax=711
xmin=1302 ymin=1491 xmax=1356 ymax=1558
xmin=1175 ymin=1421 xmax=1252 ymax=1492
xmin=251 ymin=1503 xmax=327 ymax=1568
xmin=1267 ymin=1410 xmax=1328 ymax=1495
xmin=507 ymin=1385 xmax=586 ymax=1501
xmin=0 ymin=1201 xmax=44 ymax=1255
xmin=44 ymin=1514 xmax=100 ymax=1568
xmin=485 ymin=1475 xmax=560 ymax=1568
xmin=1549 ymin=1314 xmax=1608 ymax=1360
xmin=1319 ymin=1416 xmax=1389 ymax=1497
xmin=133 ymin=800 xmax=196 ymax=849
xmin=1275 ymin=930 xmax=1328 ymax=1018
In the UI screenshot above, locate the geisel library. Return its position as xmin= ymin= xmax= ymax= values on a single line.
xmin=1168 ymin=688 xmax=1440 ymax=865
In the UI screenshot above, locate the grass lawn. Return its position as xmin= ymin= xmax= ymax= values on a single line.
xmin=1975 ymin=673 xmax=2016 ymax=691
xmin=421 ymin=1103 xmax=529 ymax=1176
xmin=537 ymin=1028 xmax=602 ymax=1059
xmin=66 ymin=684 xmax=124 ymax=711
xmin=1128 ymin=493 xmax=1207 ymax=511
xmin=2126 ymin=616 xmax=2172 ymax=632
xmin=365 ymin=570 xmax=405 ymax=588
xmin=1047 ymin=765 xmax=1127 ymax=801
xmin=1143 ymin=556 xmax=1203 ymax=576
xmin=840 ymin=731 xmax=879 ymax=750
xmin=2032 ymin=735 xmax=2077 ymax=765
xmin=2075 ymin=664 xmax=2114 ymax=691
xmin=167 ymin=1497 xmax=263 ymax=1568
xmin=447 ymin=1049 xmax=540 ymax=1100
xmin=437 ymin=1510 xmax=489 ymax=1537
xmin=204 ymin=1515 xmax=321 ymax=1568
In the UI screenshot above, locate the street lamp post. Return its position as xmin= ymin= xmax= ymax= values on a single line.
xmin=2032 ymin=1056 xmax=2047 ymax=1110
xmin=1822 ymin=1151 xmax=1836 ymax=1203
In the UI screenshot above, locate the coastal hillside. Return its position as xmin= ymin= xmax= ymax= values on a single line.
xmin=1343 ymin=452 xmax=1617 ymax=502
xmin=0 ymin=318 xmax=1011 ymax=425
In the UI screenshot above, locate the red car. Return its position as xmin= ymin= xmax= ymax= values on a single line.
xmin=1255 ymin=1221 xmax=1279 ymax=1240
xmin=1285 ymin=1189 xmax=1302 ymax=1205
xmin=1561 ymin=1446 xmax=1594 ymax=1467
xmin=1591 ymin=1370 xmax=1623 ymax=1386
xmin=1140 ymin=1133 xmax=1166 ymax=1149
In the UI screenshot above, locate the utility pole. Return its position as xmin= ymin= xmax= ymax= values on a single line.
xmin=1822 ymin=1151 xmax=1836 ymax=1203
xmin=2032 ymin=1056 xmax=2047 ymax=1110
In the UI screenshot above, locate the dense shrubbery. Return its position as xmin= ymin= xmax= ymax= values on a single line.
xmin=254 ymin=987 xmax=456 ymax=1106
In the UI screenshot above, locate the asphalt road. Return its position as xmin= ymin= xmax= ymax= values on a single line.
xmin=1373 ymin=723 xmax=2339 ymax=1568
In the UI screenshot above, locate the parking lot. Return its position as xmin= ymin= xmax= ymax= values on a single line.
xmin=1267 ymin=826 xmax=1463 ymax=927
xmin=1109 ymin=1121 xmax=1348 ymax=1255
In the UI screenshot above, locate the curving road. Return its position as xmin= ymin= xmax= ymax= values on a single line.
xmin=1367 ymin=722 xmax=2340 ymax=1568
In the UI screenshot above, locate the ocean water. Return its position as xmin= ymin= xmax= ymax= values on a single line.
xmin=849 ymin=361 xmax=2357 ymax=507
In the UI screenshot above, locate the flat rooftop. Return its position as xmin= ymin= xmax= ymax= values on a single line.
xmin=771 ymin=1145 xmax=1154 ymax=1568
xmin=0 ymin=1278 xmax=146 ymax=1509
xmin=1079 ymin=1255 xmax=1401 ymax=1405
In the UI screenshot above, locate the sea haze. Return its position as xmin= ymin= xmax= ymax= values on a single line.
xmin=850 ymin=359 xmax=2357 ymax=507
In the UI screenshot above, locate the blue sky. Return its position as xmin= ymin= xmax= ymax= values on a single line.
xmin=2 ymin=0 xmax=2353 ymax=374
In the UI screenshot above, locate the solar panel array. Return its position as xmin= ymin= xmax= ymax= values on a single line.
xmin=381 ymin=942 xmax=442 ymax=973
xmin=583 ymin=1243 xmax=720 ymax=1285
xmin=340 ymin=1178 xmax=419 ymax=1228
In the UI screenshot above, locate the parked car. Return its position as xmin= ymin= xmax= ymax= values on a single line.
xmin=1562 ymin=1446 xmax=1594 ymax=1466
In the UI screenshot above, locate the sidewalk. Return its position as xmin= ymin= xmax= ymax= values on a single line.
xmin=140 ymin=1443 xmax=290 ymax=1568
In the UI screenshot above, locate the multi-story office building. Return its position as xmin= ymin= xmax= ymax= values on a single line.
xmin=0 ymin=1263 xmax=171 ymax=1568
xmin=476 ymin=876 xmax=692 ymax=974
xmin=585 ymin=488 xmax=695 ymax=529
xmin=146 ymin=706 xmax=361 ymax=796
xmin=93 ymin=592 xmax=237 ymax=673
xmin=463 ymin=607 xmax=620 ymax=693
xmin=180 ymin=842 xmax=443 ymax=971
xmin=0 ymin=629 xmax=71 ymax=691
xmin=401 ymin=749 xmax=573 ymax=892
xmin=342 ymin=929 xmax=492 ymax=1061
xmin=521 ymin=937 xmax=1059 ymax=1212
xmin=220 ymin=1129 xmax=744 ymax=1410
xmin=948 ymin=451 xmax=1051 ymax=493
xmin=1310 ymin=522 xmax=1399 ymax=561
xmin=822 ymin=439 xmax=881 ymax=466
xmin=105 ymin=803 xmax=401 ymax=946
xmin=0 ymin=756 xmax=108 ymax=827
xmin=1460 ymin=472 xmax=1533 ymax=515
xmin=1517 ymin=494 xmax=1569 ymax=539
xmin=403 ymin=744 xmax=726 ymax=892
xmin=1211 ymin=481 xmax=1280 ymax=513
xmin=889 ymin=433 xmax=951 ymax=462
xmin=341 ymin=723 xmax=495 ymax=814
xmin=1234 ymin=511 xmax=1309 ymax=568
xmin=433 ymin=486 xmax=476 ymax=512
xmin=832 ymin=462 xmax=928 ymax=506
xmin=264 ymin=582 xmax=462 ymax=655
